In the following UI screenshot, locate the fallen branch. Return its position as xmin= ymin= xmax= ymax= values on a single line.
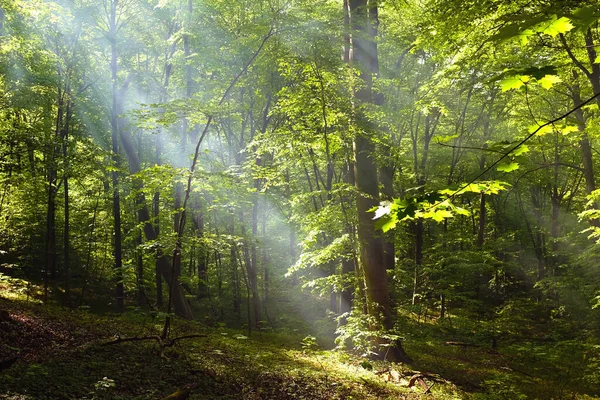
xmin=445 ymin=341 xmax=481 ymax=348
xmin=425 ymin=380 xmax=436 ymax=394
xmin=102 ymin=335 xmax=162 ymax=346
xmin=408 ymin=374 xmax=430 ymax=392
xmin=102 ymin=334 xmax=207 ymax=357
xmin=374 ymin=368 xmax=390 ymax=375
xmin=404 ymin=371 xmax=448 ymax=385
xmin=164 ymin=334 xmax=208 ymax=347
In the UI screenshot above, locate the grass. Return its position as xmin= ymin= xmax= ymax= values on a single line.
xmin=0 ymin=296 xmax=429 ymax=399
xmin=1 ymin=286 xmax=599 ymax=399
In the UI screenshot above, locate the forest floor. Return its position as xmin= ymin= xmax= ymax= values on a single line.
xmin=0 ymin=294 xmax=599 ymax=399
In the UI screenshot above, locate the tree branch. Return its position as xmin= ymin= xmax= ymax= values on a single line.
xmin=444 ymin=90 xmax=600 ymax=202
xmin=435 ymin=142 xmax=504 ymax=154
xmin=559 ymin=33 xmax=592 ymax=80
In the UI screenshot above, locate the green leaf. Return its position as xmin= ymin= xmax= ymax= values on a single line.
xmin=434 ymin=134 xmax=459 ymax=144
xmin=376 ymin=215 xmax=399 ymax=233
xmin=528 ymin=124 xmax=553 ymax=136
xmin=510 ymin=144 xmax=529 ymax=157
xmin=500 ymin=75 xmax=527 ymax=92
xmin=519 ymin=29 xmax=534 ymax=46
xmin=540 ymin=16 xmax=574 ymax=37
xmin=497 ymin=162 xmax=520 ymax=173
xmin=571 ymin=6 xmax=600 ymax=29
xmin=423 ymin=209 xmax=453 ymax=222
xmin=490 ymin=24 xmax=522 ymax=42
xmin=560 ymin=125 xmax=579 ymax=135
xmin=455 ymin=207 xmax=471 ymax=216
xmin=538 ymin=74 xmax=561 ymax=89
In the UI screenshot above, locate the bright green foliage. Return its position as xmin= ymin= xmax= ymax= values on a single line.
xmin=1 ymin=0 xmax=600 ymax=398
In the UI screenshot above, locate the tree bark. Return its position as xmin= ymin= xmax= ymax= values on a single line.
xmin=349 ymin=0 xmax=410 ymax=362
xmin=153 ymin=135 xmax=163 ymax=308
xmin=62 ymin=97 xmax=73 ymax=307
xmin=192 ymin=210 xmax=208 ymax=298
xmin=240 ymin=210 xmax=261 ymax=328
xmin=109 ymin=0 xmax=124 ymax=311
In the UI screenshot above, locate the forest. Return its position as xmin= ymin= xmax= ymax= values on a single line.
xmin=1 ymin=0 xmax=600 ymax=399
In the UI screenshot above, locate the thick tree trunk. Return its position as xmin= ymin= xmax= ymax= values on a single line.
xmin=349 ymin=0 xmax=410 ymax=363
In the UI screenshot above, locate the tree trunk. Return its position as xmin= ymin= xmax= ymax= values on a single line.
xmin=153 ymin=136 xmax=163 ymax=308
xmin=379 ymin=163 xmax=395 ymax=271
xmin=62 ymin=98 xmax=73 ymax=307
xmin=412 ymin=219 xmax=423 ymax=305
xmin=45 ymin=85 xmax=63 ymax=302
xmin=109 ymin=0 xmax=124 ymax=311
xmin=192 ymin=210 xmax=208 ymax=298
xmin=477 ymin=193 xmax=486 ymax=249
xmin=262 ymin=199 xmax=269 ymax=302
xmin=231 ymin=212 xmax=241 ymax=315
xmin=122 ymin=134 xmax=193 ymax=318
xmin=241 ymin=210 xmax=261 ymax=328
xmin=349 ymin=0 xmax=410 ymax=363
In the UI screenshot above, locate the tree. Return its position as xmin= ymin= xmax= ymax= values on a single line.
xmin=348 ymin=0 xmax=410 ymax=362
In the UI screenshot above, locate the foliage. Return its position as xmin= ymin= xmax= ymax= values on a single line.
xmin=1 ymin=0 xmax=600 ymax=397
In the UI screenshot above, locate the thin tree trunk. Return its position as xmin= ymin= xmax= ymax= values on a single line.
xmin=231 ymin=212 xmax=241 ymax=315
xmin=109 ymin=0 xmax=124 ymax=311
xmin=412 ymin=219 xmax=423 ymax=305
xmin=45 ymin=89 xmax=62 ymax=303
xmin=241 ymin=210 xmax=261 ymax=328
xmin=379 ymin=163 xmax=395 ymax=271
xmin=79 ymin=197 xmax=99 ymax=307
xmin=153 ymin=136 xmax=163 ymax=308
xmin=262 ymin=199 xmax=269 ymax=302
xmin=477 ymin=193 xmax=486 ymax=249
xmin=62 ymin=98 xmax=73 ymax=307
xmin=193 ymin=210 xmax=208 ymax=298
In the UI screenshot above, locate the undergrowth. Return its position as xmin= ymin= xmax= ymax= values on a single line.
xmin=0 ymin=294 xmax=599 ymax=399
